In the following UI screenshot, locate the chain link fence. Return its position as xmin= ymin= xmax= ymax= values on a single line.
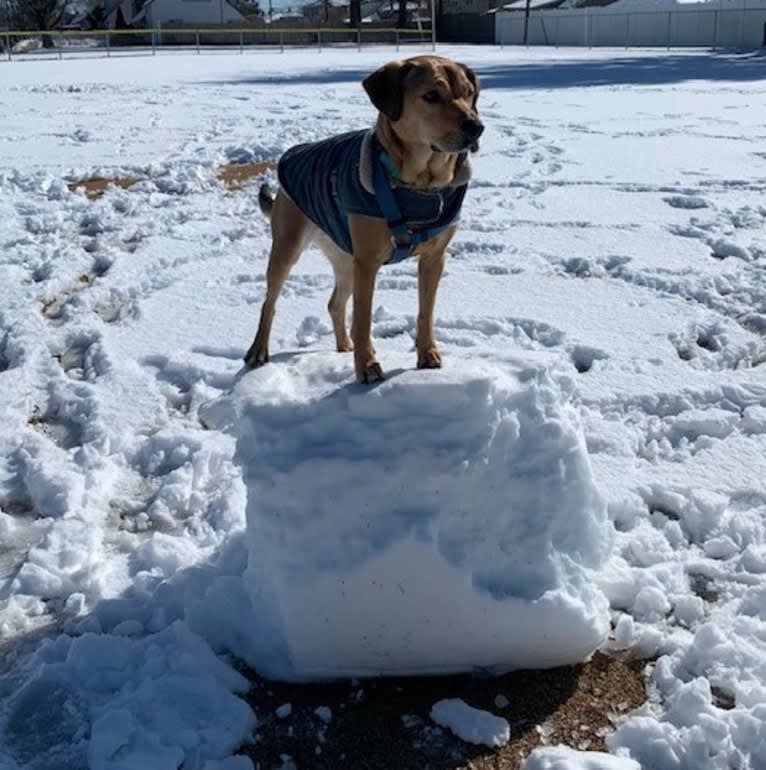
xmin=1 ymin=11 xmax=434 ymax=61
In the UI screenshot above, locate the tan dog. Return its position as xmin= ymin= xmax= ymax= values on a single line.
xmin=244 ymin=55 xmax=482 ymax=383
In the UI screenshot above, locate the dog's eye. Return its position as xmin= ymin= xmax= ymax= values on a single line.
xmin=422 ymin=90 xmax=441 ymax=104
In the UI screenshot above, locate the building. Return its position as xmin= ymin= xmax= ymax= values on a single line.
xmin=104 ymin=0 xmax=247 ymax=28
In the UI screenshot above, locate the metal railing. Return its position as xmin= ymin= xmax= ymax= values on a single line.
xmin=0 ymin=25 xmax=434 ymax=62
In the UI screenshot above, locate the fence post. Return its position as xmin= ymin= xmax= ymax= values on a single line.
xmin=318 ymin=27 xmax=322 ymax=52
xmin=152 ymin=27 xmax=156 ymax=55
xmin=5 ymin=30 xmax=11 ymax=61
xmin=239 ymin=29 xmax=243 ymax=54
xmin=666 ymin=11 xmax=672 ymax=50
xmin=357 ymin=25 xmax=361 ymax=52
xmin=554 ymin=14 xmax=559 ymax=47
xmin=584 ymin=9 xmax=589 ymax=48
xmin=196 ymin=30 xmax=200 ymax=54
xmin=395 ymin=29 xmax=399 ymax=51
xmin=57 ymin=34 xmax=62 ymax=59
xmin=625 ymin=12 xmax=630 ymax=49
xmin=105 ymin=30 xmax=110 ymax=57
xmin=280 ymin=30 xmax=284 ymax=53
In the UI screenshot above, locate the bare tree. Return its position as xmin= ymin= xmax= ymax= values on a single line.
xmin=10 ymin=0 xmax=68 ymax=31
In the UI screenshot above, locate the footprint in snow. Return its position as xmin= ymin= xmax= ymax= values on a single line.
xmin=0 ymin=333 xmax=13 ymax=372
xmin=568 ymin=345 xmax=609 ymax=374
xmin=50 ymin=331 xmax=109 ymax=382
xmin=663 ymin=195 xmax=709 ymax=210
xmin=27 ymin=406 xmax=83 ymax=452
xmin=670 ymin=321 xmax=765 ymax=370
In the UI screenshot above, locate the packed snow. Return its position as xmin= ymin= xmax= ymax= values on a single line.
xmin=1 ymin=44 xmax=766 ymax=770
xmin=430 ymin=698 xmax=511 ymax=747
xmin=216 ymin=355 xmax=610 ymax=679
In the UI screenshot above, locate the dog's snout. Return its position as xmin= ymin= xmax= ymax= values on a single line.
xmin=461 ymin=118 xmax=484 ymax=140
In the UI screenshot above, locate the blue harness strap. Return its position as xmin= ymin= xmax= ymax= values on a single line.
xmin=372 ymin=153 xmax=461 ymax=265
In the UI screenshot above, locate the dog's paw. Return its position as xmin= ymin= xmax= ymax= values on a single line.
xmin=336 ymin=337 xmax=354 ymax=353
xmin=417 ymin=348 xmax=442 ymax=370
xmin=243 ymin=338 xmax=268 ymax=368
xmin=356 ymin=359 xmax=385 ymax=384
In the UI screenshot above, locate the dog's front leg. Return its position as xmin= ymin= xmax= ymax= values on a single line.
xmin=350 ymin=216 xmax=390 ymax=384
xmin=351 ymin=256 xmax=385 ymax=383
xmin=416 ymin=228 xmax=454 ymax=370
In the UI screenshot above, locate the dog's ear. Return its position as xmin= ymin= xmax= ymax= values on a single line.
xmin=363 ymin=61 xmax=414 ymax=122
xmin=459 ymin=63 xmax=480 ymax=111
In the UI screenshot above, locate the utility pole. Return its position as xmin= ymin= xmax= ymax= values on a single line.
xmin=430 ymin=0 xmax=435 ymax=51
xmin=523 ymin=0 xmax=531 ymax=45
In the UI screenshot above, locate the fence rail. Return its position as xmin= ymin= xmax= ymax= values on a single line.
xmin=496 ymin=6 xmax=766 ymax=49
xmin=0 ymin=25 xmax=434 ymax=61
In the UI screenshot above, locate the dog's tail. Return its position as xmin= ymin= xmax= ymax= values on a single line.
xmin=258 ymin=184 xmax=275 ymax=219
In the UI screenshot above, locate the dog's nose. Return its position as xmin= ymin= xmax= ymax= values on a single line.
xmin=461 ymin=118 xmax=484 ymax=141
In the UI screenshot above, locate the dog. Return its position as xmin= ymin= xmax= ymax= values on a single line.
xmin=244 ymin=55 xmax=482 ymax=384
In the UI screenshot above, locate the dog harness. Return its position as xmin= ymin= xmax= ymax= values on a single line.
xmin=277 ymin=129 xmax=468 ymax=264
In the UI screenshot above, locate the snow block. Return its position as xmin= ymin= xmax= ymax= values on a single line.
xmin=229 ymin=353 xmax=611 ymax=680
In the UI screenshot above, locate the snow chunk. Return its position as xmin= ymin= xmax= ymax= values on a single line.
xmin=522 ymin=746 xmax=640 ymax=770
xmin=743 ymin=406 xmax=766 ymax=435
xmin=275 ymin=704 xmax=292 ymax=719
xmin=228 ymin=353 xmax=611 ymax=679
xmin=314 ymin=706 xmax=332 ymax=724
xmin=430 ymin=699 xmax=510 ymax=747
xmin=669 ymin=408 xmax=739 ymax=442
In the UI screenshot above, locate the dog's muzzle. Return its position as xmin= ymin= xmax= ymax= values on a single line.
xmin=461 ymin=118 xmax=484 ymax=153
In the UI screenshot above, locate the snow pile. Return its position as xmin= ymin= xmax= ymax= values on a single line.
xmin=522 ymin=746 xmax=640 ymax=770
xmin=430 ymin=699 xmax=510 ymax=747
xmin=0 ymin=621 xmax=255 ymax=770
xmin=213 ymin=352 xmax=612 ymax=679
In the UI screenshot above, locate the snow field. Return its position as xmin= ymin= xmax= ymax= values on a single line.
xmin=0 ymin=45 xmax=765 ymax=769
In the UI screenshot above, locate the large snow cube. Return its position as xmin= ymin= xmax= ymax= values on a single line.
xmin=231 ymin=353 xmax=611 ymax=680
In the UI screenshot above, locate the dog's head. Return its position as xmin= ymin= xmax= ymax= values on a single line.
xmin=363 ymin=55 xmax=483 ymax=154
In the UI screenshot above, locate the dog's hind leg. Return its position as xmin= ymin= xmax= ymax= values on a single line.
xmin=325 ymin=251 xmax=354 ymax=353
xmin=244 ymin=193 xmax=309 ymax=368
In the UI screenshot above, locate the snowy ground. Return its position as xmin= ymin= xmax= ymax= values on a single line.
xmin=1 ymin=45 xmax=766 ymax=770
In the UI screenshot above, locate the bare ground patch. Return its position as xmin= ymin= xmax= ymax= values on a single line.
xmin=237 ymin=652 xmax=647 ymax=770
xmin=67 ymin=161 xmax=275 ymax=199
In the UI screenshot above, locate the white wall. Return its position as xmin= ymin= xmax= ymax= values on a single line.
xmin=146 ymin=0 xmax=246 ymax=26
xmin=496 ymin=1 xmax=766 ymax=48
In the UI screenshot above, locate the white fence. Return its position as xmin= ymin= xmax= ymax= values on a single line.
xmin=496 ymin=2 xmax=766 ymax=48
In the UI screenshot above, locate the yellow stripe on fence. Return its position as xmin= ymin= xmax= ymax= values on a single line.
xmin=4 ymin=27 xmax=430 ymax=38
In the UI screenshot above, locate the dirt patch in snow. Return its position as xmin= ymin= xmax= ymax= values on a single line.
xmin=238 ymin=651 xmax=647 ymax=770
xmin=217 ymin=160 xmax=275 ymax=188
xmin=67 ymin=175 xmax=140 ymax=199
xmin=66 ymin=161 xmax=274 ymax=199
